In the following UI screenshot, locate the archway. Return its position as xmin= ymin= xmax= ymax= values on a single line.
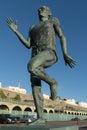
xmin=44 ymin=109 xmax=47 ymax=113
xmin=49 ymin=110 xmax=53 ymax=113
xmin=24 ymin=107 xmax=32 ymax=112
xmin=12 ymin=106 xmax=22 ymax=111
xmin=0 ymin=104 xmax=9 ymax=110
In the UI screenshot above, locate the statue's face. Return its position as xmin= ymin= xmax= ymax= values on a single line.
xmin=38 ymin=6 xmax=51 ymax=21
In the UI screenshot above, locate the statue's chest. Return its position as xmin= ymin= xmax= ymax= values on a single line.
xmin=30 ymin=21 xmax=53 ymax=37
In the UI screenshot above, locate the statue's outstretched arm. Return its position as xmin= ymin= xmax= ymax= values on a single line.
xmin=53 ymin=18 xmax=76 ymax=68
xmin=6 ymin=18 xmax=31 ymax=49
xmin=59 ymin=33 xmax=76 ymax=68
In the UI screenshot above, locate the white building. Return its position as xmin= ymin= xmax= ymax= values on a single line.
xmin=78 ymin=102 xmax=87 ymax=108
xmin=0 ymin=81 xmax=27 ymax=94
xmin=64 ymin=98 xmax=77 ymax=106
xmin=43 ymin=94 xmax=49 ymax=99
xmin=5 ymin=86 xmax=27 ymax=94
xmin=0 ymin=82 xmax=2 ymax=88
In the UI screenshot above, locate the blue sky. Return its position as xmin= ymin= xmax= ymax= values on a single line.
xmin=0 ymin=0 xmax=87 ymax=102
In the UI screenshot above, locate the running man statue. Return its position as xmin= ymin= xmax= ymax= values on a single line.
xmin=6 ymin=6 xmax=75 ymax=124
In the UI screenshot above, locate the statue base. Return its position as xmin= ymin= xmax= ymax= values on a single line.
xmin=0 ymin=125 xmax=78 ymax=130
xmin=1 ymin=119 xmax=87 ymax=130
xmin=0 ymin=121 xmax=79 ymax=130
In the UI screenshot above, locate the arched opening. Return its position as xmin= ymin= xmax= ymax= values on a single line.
xmin=0 ymin=105 xmax=9 ymax=110
xmin=24 ymin=107 xmax=32 ymax=112
xmin=44 ymin=109 xmax=47 ymax=113
xmin=12 ymin=106 xmax=22 ymax=115
xmin=12 ymin=106 xmax=22 ymax=111
xmin=49 ymin=110 xmax=53 ymax=113
xmin=65 ymin=111 xmax=67 ymax=114
xmin=68 ymin=112 xmax=70 ymax=114
xmin=54 ymin=110 xmax=59 ymax=113
xmin=71 ymin=112 xmax=74 ymax=115
xmin=34 ymin=109 xmax=37 ymax=112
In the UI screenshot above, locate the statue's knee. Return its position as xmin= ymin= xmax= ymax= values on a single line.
xmin=28 ymin=63 xmax=35 ymax=73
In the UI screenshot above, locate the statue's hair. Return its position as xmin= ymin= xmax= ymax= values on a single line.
xmin=38 ymin=5 xmax=52 ymax=16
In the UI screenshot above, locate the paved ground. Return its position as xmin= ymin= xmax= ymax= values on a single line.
xmin=47 ymin=120 xmax=87 ymax=130
xmin=0 ymin=120 xmax=87 ymax=130
xmin=79 ymin=127 xmax=87 ymax=130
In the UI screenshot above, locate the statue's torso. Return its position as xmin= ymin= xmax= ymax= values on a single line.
xmin=30 ymin=19 xmax=56 ymax=51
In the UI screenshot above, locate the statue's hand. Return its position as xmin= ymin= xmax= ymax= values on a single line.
xmin=64 ymin=54 xmax=76 ymax=68
xmin=6 ymin=18 xmax=18 ymax=33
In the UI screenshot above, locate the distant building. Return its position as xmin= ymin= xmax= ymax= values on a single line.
xmin=43 ymin=94 xmax=49 ymax=99
xmin=0 ymin=81 xmax=27 ymax=94
xmin=78 ymin=102 xmax=87 ymax=108
xmin=64 ymin=98 xmax=77 ymax=106
xmin=0 ymin=82 xmax=2 ymax=88
xmin=5 ymin=86 xmax=27 ymax=94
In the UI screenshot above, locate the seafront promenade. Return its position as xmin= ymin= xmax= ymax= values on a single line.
xmin=0 ymin=120 xmax=87 ymax=130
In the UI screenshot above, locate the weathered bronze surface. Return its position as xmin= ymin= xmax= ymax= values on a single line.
xmin=6 ymin=5 xmax=75 ymax=124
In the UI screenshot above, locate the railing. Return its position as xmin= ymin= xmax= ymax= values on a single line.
xmin=0 ymin=109 xmax=87 ymax=121
xmin=0 ymin=98 xmax=34 ymax=106
xmin=0 ymin=110 xmax=35 ymax=116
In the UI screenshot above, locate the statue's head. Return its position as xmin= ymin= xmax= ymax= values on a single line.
xmin=38 ymin=6 xmax=52 ymax=21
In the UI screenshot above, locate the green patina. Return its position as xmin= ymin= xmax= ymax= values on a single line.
xmin=6 ymin=5 xmax=75 ymax=125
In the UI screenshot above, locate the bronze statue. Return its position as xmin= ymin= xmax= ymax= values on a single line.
xmin=6 ymin=6 xmax=75 ymax=124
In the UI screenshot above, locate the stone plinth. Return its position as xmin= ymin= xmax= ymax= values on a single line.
xmin=0 ymin=125 xmax=78 ymax=130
